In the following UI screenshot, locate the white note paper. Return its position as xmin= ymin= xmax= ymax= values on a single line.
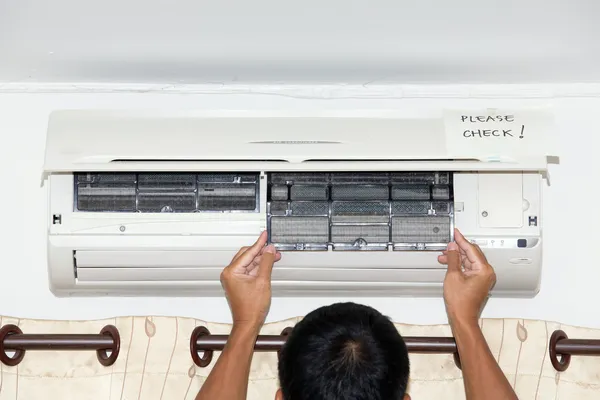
xmin=443 ymin=108 xmax=554 ymax=160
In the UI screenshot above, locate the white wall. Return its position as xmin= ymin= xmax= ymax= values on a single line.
xmin=1 ymin=0 xmax=600 ymax=84
xmin=0 ymin=85 xmax=598 ymax=328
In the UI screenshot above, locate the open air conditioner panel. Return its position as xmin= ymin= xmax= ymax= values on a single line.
xmin=44 ymin=111 xmax=550 ymax=297
xmin=266 ymin=172 xmax=454 ymax=251
xmin=74 ymin=172 xmax=261 ymax=213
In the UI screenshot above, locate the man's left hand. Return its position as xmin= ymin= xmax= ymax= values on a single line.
xmin=220 ymin=231 xmax=282 ymax=330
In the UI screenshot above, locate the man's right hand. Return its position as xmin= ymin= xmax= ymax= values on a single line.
xmin=439 ymin=229 xmax=518 ymax=400
xmin=220 ymin=232 xmax=281 ymax=331
xmin=438 ymin=228 xmax=497 ymax=327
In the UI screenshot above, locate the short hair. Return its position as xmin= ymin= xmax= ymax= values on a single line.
xmin=278 ymin=302 xmax=410 ymax=400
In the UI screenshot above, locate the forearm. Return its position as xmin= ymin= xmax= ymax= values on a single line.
xmin=195 ymin=323 xmax=259 ymax=400
xmin=452 ymin=318 xmax=518 ymax=400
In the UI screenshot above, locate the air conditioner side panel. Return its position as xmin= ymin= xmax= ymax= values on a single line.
xmin=454 ymin=172 xmax=542 ymax=237
xmin=47 ymin=243 xmax=76 ymax=295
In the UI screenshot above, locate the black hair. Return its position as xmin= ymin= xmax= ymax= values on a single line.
xmin=278 ymin=302 xmax=410 ymax=400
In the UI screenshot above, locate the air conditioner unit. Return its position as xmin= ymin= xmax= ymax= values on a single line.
xmin=43 ymin=110 xmax=554 ymax=297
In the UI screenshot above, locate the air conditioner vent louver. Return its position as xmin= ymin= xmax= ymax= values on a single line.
xmin=75 ymin=172 xmax=259 ymax=213
xmin=267 ymin=172 xmax=453 ymax=251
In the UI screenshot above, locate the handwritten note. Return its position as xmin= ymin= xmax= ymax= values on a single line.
xmin=444 ymin=108 xmax=554 ymax=160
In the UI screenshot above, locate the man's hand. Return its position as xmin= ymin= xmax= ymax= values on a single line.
xmin=220 ymin=231 xmax=282 ymax=330
xmin=438 ymin=229 xmax=518 ymax=400
xmin=438 ymin=228 xmax=496 ymax=326
xmin=197 ymin=233 xmax=281 ymax=400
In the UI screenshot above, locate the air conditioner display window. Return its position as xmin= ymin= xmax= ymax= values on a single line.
xmin=74 ymin=172 xmax=260 ymax=213
xmin=267 ymin=172 xmax=453 ymax=251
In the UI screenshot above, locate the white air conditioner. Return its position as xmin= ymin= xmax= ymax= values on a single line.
xmin=43 ymin=110 xmax=554 ymax=297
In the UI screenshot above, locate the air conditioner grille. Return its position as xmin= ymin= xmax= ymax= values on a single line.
xmin=267 ymin=172 xmax=453 ymax=251
xmin=75 ymin=172 xmax=259 ymax=213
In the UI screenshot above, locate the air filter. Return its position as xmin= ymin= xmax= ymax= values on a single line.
xmin=267 ymin=172 xmax=454 ymax=251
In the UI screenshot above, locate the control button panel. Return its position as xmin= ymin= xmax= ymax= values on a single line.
xmin=467 ymin=238 xmax=538 ymax=249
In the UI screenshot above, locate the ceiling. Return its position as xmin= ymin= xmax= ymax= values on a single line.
xmin=1 ymin=0 xmax=599 ymax=85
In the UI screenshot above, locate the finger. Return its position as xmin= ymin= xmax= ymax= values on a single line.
xmin=246 ymin=257 xmax=261 ymax=274
xmin=446 ymin=243 xmax=462 ymax=274
xmin=453 ymin=229 xmax=481 ymax=265
xmin=247 ymin=251 xmax=282 ymax=276
xmin=446 ymin=251 xmax=462 ymax=274
xmin=467 ymin=243 xmax=485 ymax=270
xmin=261 ymin=247 xmax=282 ymax=259
xmin=233 ymin=231 xmax=269 ymax=267
xmin=258 ymin=245 xmax=277 ymax=280
xmin=438 ymin=241 xmax=456 ymax=264
xmin=231 ymin=246 xmax=249 ymax=263
xmin=441 ymin=241 xmax=472 ymax=269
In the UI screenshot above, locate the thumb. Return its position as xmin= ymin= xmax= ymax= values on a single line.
xmin=446 ymin=242 xmax=462 ymax=274
xmin=258 ymin=245 xmax=277 ymax=280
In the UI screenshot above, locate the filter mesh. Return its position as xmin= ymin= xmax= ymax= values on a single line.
xmin=392 ymin=216 xmax=451 ymax=243
xmin=197 ymin=173 xmax=257 ymax=183
xmin=332 ymin=215 xmax=389 ymax=223
xmin=332 ymin=225 xmax=389 ymax=244
xmin=270 ymin=173 xmax=328 ymax=184
xmin=331 ymin=185 xmax=389 ymax=200
xmin=76 ymin=173 xmax=136 ymax=186
xmin=332 ymin=201 xmax=389 ymax=215
xmin=267 ymin=172 xmax=454 ymax=250
xmin=198 ymin=183 xmax=256 ymax=197
xmin=432 ymin=201 xmax=450 ymax=215
xmin=391 ymin=172 xmax=437 ymax=184
xmin=138 ymin=174 xmax=196 ymax=191
xmin=270 ymin=217 xmax=329 ymax=243
xmin=392 ymin=185 xmax=430 ymax=200
xmin=331 ymin=173 xmax=390 ymax=184
xmin=392 ymin=201 xmax=431 ymax=215
xmin=290 ymin=185 xmax=329 ymax=200
xmin=269 ymin=201 xmax=289 ymax=215
xmin=432 ymin=185 xmax=450 ymax=200
xmin=75 ymin=172 xmax=259 ymax=212
xmin=198 ymin=197 xmax=256 ymax=211
xmin=271 ymin=185 xmax=289 ymax=201
xmin=332 ymin=201 xmax=389 ymax=223
xmin=291 ymin=201 xmax=329 ymax=216
xmin=77 ymin=194 xmax=136 ymax=212
xmin=138 ymin=193 xmax=196 ymax=212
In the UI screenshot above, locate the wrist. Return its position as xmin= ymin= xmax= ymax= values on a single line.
xmin=448 ymin=313 xmax=480 ymax=332
xmin=226 ymin=322 xmax=261 ymax=351
xmin=232 ymin=319 xmax=263 ymax=335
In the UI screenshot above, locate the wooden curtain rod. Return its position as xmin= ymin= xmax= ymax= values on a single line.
xmin=1 ymin=323 xmax=598 ymax=372
xmin=190 ymin=327 xmax=600 ymax=372
xmin=0 ymin=324 xmax=120 ymax=367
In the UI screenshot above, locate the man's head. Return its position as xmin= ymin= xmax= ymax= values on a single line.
xmin=276 ymin=302 xmax=410 ymax=400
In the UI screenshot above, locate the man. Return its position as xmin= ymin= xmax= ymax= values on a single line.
xmin=278 ymin=302 xmax=410 ymax=399
xmin=196 ymin=229 xmax=518 ymax=400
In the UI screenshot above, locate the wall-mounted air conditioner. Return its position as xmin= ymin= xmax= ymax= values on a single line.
xmin=43 ymin=110 xmax=554 ymax=297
